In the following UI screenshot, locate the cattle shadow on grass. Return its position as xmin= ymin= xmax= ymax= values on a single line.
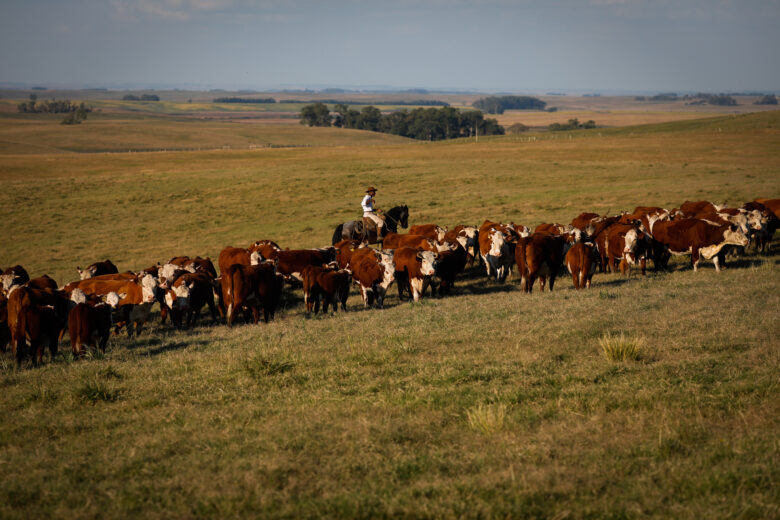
xmin=145 ymin=340 xmax=209 ymax=357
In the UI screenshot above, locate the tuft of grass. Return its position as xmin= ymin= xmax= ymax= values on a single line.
xmin=466 ymin=403 xmax=508 ymax=434
xmin=26 ymin=383 xmax=58 ymax=405
xmin=599 ymin=332 xmax=644 ymax=362
xmin=244 ymin=356 xmax=295 ymax=379
xmin=76 ymin=377 xmax=121 ymax=404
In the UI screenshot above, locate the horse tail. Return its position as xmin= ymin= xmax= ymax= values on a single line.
xmin=332 ymin=224 xmax=344 ymax=245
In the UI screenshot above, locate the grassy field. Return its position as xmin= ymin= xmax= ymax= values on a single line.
xmin=0 ymin=109 xmax=778 ymax=518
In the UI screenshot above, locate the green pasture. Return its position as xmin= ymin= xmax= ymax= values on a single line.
xmin=0 ymin=110 xmax=778 ymax=519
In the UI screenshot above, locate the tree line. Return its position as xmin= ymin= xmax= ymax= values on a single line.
xmin=283 ymin=99 xmax=449 ymax=107
xmin=299 ymin=104 xmax=504 ymax=141
xmin=122 ymin=94 xmax=160 ymax=101
xmin=472 ymin=96 xmax=547 ymax=114
xmin=213 ymin=97 xmax=275 ymax=103
xmin=17 ymin=97 xmax=92 ymax=115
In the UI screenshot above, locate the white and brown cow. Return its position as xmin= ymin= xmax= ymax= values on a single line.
xmin=77 ymin=259 xmax=119 ymax=280
xmin=349 ymin=250 xmax=395 ymax=309
xmin=651 ymin=218 xmax=749 ymax=271
xmin=393 ymin=247 xmax=438 ymax=303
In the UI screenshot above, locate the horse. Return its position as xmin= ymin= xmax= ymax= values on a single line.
xmin=331 ymin=205 xmax=409 ymax=245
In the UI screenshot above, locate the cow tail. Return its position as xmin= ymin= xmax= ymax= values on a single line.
xmin=225 ymin=269 xmax=236 ymax=326
xmin=332 ymin=224 xmax=344 ymax=245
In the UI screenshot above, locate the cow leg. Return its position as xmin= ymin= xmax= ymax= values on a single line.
xmin=712 ymin=254 xmax=721 ymax=272
xmin=160 ymin=305 xmax=168 ymax=324
xmin=538 ymin=275 xmax=546 ymax=293
xmin=549 ymin=274 xmax=557 ymax=292
xmin=640 ymin=257 xmax=646 ymax=276
xmin=691 ymin=248 xmax=700 ymax=272
xmin=571 ymin=270 xmax=580 ymax=289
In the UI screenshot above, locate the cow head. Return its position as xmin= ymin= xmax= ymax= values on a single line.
xmin=139 ymin=274 xmax=159 ymax=303
xmin=104 ymin=292 xmax=121 ymax=308
xmin=416 ymin=250 xmax=438 ymax=276
xmin=622 ymin=229 xmax=641 ymax=265
xmin=77 ymin=266 xmax=95 ymax=280
xmin=488 ymin=230 xmax=505 ymax=257
xmin=164 ymin=282 xmax=192 ymax=312
xmin=724 ymin=226 xmax=749 ymax=248
xmin=70 ymin=288 xmax=88 ymax=305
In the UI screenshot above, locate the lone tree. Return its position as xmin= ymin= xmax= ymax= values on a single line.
xmin=299 ymin=103 xmax=332 ymax=127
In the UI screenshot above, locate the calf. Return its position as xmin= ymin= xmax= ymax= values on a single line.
xmin=334 ymin=239 xmax=363 ymax=269
xmin=445 ymin=225 xmax=479 ymax=266
xmin=603 ymin=223 xmax=646 ymax=275
xmin=566 ymin=242 xmax=598 ymax=289
xmin=302 ymin=264 xmax=351 ymax=314
xmin=77 ymin=259 xmax=118 ymax=280
xmin=394 ymin=247 xmax=438 ymax=303
xmin=68 ymin=292 xmax=120 ymax=356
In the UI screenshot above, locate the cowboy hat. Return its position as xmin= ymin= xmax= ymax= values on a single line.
xmin=366 ymin=186 xmax=377 ymax=193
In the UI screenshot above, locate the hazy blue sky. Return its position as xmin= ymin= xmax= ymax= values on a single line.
xmin=1 ymin=0 xmax=778 ymax=92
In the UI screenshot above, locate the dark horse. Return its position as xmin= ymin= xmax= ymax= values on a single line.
xmin=331 ymin=205 xmax=409 ymax=245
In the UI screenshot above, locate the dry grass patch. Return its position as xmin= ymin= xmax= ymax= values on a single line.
xmin=599 ymin=332 xmax=645 ymax=362
xmin=466 ymin=403 xmax=508 ymax=434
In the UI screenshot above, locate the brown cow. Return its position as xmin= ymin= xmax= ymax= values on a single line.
xmin=566 ymin=242 xmax=598 ymax=289
xmin=381 ymin=232 xmax=446 ymax=253
xmin=222 ymin=262 xmax=281 ymax=326
xmin=68 ymin=292 xmax=120 ymax=356
xmin=7 ymin=286 xmax=70 ymax=367
xmin=603 ymin=224 xmax=646 ymax=275
xmin=679 ymin=200 xmax=724 ymax=216
xmin=333 ymin=239 xmax=364 ymax=269
xmin=652 ymin=219 xmax=749 ymax=271
xmin=0 ymin=292 xmax=10 ymax=353
xmin=349 ymin=251 xmax=395 ymax=308
xmin=515 ymin=233 xmax=573 ymax=293
xmin=260 ymin=247 xmax=337 ymax=282
xmin=218 ymin=246 xmax=263 ymax=276
xmin=393 ymin=247 xmax=438 ymax=303
xmin=26 ymin=275 xmax=59 ymax=291
xmin=444 ymin=225 xmax=479 ymax=265
xmin=408 ymin=224 xmax=447 ymax=243
xmin=742 ymin=201 xmax=777 ymax=252
xmin=570 ymin=213 xmax=602 ymax=232
xmin=302 ymin=264 xmax=351 ymax=314
xmin=77 ymin=259 xmax=119 ymax=280
xmin=249 ymin=240 xmax=283 ymax=260
xmin=429 ymin=241 xmax=468 ymax=296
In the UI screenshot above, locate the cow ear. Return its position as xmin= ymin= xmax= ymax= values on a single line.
xmin=416 ymin=251 xmax=424 ymax=259
xmin=118 ymin=292 xmax=127 ymax=300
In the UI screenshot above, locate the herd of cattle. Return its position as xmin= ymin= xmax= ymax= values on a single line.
xmin=0 ymin=198 xmax=777 ymax=368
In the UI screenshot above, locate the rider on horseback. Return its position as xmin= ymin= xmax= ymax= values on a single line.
xmin=362 ymin=186 xmax=384 ymax=243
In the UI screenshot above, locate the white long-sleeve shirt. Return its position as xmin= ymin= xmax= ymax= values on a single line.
xmin=362 ymin=194 xmax=375 ymax=215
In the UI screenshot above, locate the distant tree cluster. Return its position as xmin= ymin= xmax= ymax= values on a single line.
xmin=548 ymin=118 xmax=596 ymax=131
xmin=18 ymin=97 xmax=92 ymax=115
xmin=299 ymin=103 xmax=504 ymax=141
xmin=282 ymin=99 xmax=449 ymax=107
xmin=213 ymin=97 xmax=276 ymax=103
xmin=473 ymin=96 xmax=546 ymax=114
xmin=122 ymin=94 xmax=160 ymax=101
xmin=649 ymin=93 xmax=678 ymax=101
xmin=753 ymin=95 xmax=777 ymax=105
xmin=682 ymin=93 xmax=738 ymax=106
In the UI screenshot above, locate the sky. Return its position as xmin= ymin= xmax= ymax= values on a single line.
xmin=1 ymin=0 xmax=778 ymax=93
